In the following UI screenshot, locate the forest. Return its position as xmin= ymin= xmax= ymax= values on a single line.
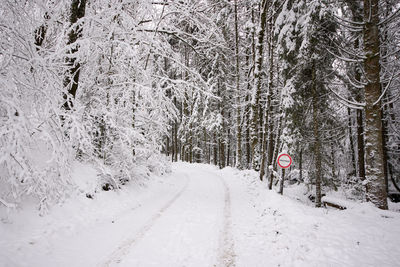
xmin=1 ymin=0 xmax=400 ymax=213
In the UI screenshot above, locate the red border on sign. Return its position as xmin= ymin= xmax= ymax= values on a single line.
xmin=277 ymin=154 xmax=292 ymax=169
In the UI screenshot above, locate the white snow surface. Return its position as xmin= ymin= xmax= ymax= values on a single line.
xmin=1 ymin=162 xmax=400 ymax=267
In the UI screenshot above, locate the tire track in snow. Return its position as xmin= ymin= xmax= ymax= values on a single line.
xmin=217 ymin=176 xmax=236 ymax=267
xmin=100 ymin=176 xmax=190 ymax=267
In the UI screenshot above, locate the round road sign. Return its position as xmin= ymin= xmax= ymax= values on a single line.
xmin=277 ymin=153 xmax=292 ymax=169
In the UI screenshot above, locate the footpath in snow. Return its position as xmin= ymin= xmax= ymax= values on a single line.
xmin=1 ymin=162 xmax=400 ymax=267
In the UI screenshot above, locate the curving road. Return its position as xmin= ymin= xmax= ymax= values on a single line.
xmin=100 ymin=164 xmax=235 ymax=267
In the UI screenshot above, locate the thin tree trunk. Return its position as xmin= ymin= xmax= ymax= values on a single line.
xmin=208 ymin=140 xmax=212 ymax=164
xmin=174 ymin=96 xmax=179 ymax=162
xmin=219 ymin=134 xmax=225 ymax=169
xmin=266 ymin=117 xmax=275 ymax=181
xmin=166 ymin=136 xmax=170 ymax=157
xmin=259 ymin=108 xmax=268 ymax=181
xmin=331 ymin=142 xmax=338 ymax=191
xmin=245 ymin=96 xmax=251 ymax=168
xmin=189 ymin=132 xmax=193 ymax=163
xmin=234 ymin=0 xmax=243 ymax=169
xmin=213 ymin=132 xmax=218 ymax=166
xmin=312 ymin=62 xmax=322 ymax=208
xmin=132 ymin=88 xmax=136 ymax=157
xmin=204 ymin=127 xmax=208 ymax=164
xmin=380 ymin=7 xmax=391 ymax=195
xmin=347 ymin=108 xmax=356 ymax=175
xmin=347 ymin=0 xmax=367 ymax=188
xmin=356 ymin=108 xmax=366 ymax=181
xmin=355 ymin=39 xmax=366 ymax=183
xmin=269 ymin=110 xmax=283 ymax=190
xmin=227 ymin=123 xmax=231 ymax=167
xmin=260 ymin=19 xmax=275 ymax=181
xmin=171 ymin=123 xmax=175 ymax=161
xmin=218 ymin=76 xmax=226 ymax=168
xmin=244 ymin=51 xmax=251 ymax=168
xmin=381 ymin=107 xmax=389 ymax=194
xmin=386 ymin=93 xmax=398 ymax=192
xmin=245 ymin=4 xmax=255 ymax=169
xmin=299 ymin=148 xmax=303 ymax=182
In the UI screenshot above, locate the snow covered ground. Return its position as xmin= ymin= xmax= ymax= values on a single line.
xmin=1 ymin=162 xmax=400 ymax=267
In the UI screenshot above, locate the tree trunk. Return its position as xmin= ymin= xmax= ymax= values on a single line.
xmin=165 ymin=136 xmax=170 ymax=156
xmin=234 ymin=0 xmax=243 ymax=169
xmin=218 ymin=76 xmax=226 ymax=169
xmin=259 ymin=108 xmax=268 ymax=181
xmin=244 ymin=5 xmax=255 ymax=169
xmin=312 ymin=63 xmax=322 ymax=208
xmin=269 ymin=110 xmax=283 ymax=190
xmin=347 ymin=107 xmax=356 ymax=176
xmin=380 ymin=9 xmax=391 ymax=195
xmin=219 ymin=133 xmax=225 ymax=169
xmin=174 ymin=96 xmax=179 ymax=162
xmin=250 ymin=0 xmax=268 ymax=170
xmin=385 ymin=93 xmax=398 ymax=192
xmin=171 ymin=123 xmax=175 ymax=161
xmin=363 ymin=0 xmax=388 ymax=209
xmin=260 ymin=18 xmax=275 ymax=181
xmin=331 ymin=142 xmax=338 ymax=190
xmin=381 ymin=106 xmax=389 ymax=194
xmin=204 ymin=128 xmax=208 ymax=164
xmin=213 ymin=132 xmax=218 ymax=166
xmin=63 ymin=0 xmax=87 ymax=111
xmin=227 ymin=123 xmax=231 ymax=167
xmin=356 ymin=107 xmax=366 ymax=181
xmin=347 ymin=0 xmax=366 ymax=186
xmin=354 ymin=39 xmax=366 ymax=183
xmin=299 ymin=148 xmax=303 ymax=182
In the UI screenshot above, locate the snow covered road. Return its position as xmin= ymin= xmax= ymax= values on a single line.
xmin=101 ymin=165 xmax=234 ymax=267
xmin=1 ymin=162 xmax=400 ymax=267
xmin=1 ymin=163 xmax=237 ymax=267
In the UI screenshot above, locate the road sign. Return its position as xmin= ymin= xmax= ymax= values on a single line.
xmin=277 ymin=153 xmax=292 ymax=169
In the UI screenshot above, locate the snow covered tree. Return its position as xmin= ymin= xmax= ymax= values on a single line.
xmin=276 ymin=0 xmax=340 ymax=205
xmin=329 ymin=0 xmax=399 ymax=209
xmin=1 ymin=1 xmax=74 ymax=211
xmin=0 ymin=0 xmax=193 ymax=210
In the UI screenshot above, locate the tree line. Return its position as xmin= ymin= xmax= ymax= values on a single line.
xmin=160 ymin=0 xmax=400 ymax=210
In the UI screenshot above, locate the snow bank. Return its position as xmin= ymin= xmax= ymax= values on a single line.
xmin=220 ymin=166 xmax=400 ymax=267
xmin=0 ymin=161 xmax=177 ymax=267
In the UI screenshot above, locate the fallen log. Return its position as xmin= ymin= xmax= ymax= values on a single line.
xmin=321 ymin=196 xmax=348 ymax=210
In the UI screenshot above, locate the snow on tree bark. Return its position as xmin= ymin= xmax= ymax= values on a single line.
xmin=363 ymin=0 xmax=388 ymax=210
xmin=312 ymin=62 xmax=322 ymax=208
xmin=234 ymin=0 xmax=243 ymax=170
xmin=250 ymin=0 xmax=268 ymax=170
